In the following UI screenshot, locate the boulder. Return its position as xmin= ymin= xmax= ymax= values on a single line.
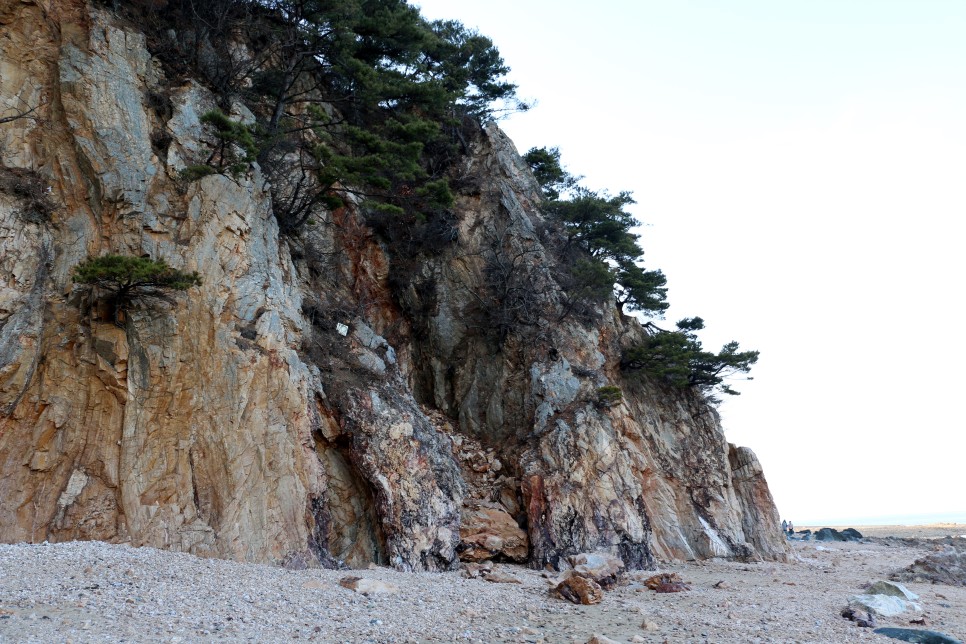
xmin=893 ymin=543 xmax=966 ymax=587
xmin=841 ymin=528 xmax=864 ymax=541
xmin=338 ymin=576 xmax=399 ymax=596
xmin=568 ymin=552 xmax=624 ymax=589
xmin=867 ymin=580 xmax=919 ymax=601
xmin=459 ymin=504 xmax=528 ymax=562
xmin=873 ymin=628 xmax=963 ymax=644
xmin=848 ymin=593 xmax=922 ymax=617
xmin=461 ymin=561 xmax=494 ymax=579
xmin=642 ymin=572 xmax=690 ymax=593
xmin=841 ymin=606 xmax=876 ymax=628
xmin=815 ymin=528 xmax=846 ymax=541
xmin=815 ymin=527 xmax=863 ymax=542
xmin=482 ymin=568 xmax=522 ymax=584
xmin=553 ymin=574 xmax=604 ymax=605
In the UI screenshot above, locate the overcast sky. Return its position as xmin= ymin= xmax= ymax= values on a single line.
xmin=415 ymin=0 xmax=966 ymax=525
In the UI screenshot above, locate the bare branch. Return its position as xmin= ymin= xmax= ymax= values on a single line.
xmin=0 ymin=100 xmax=44 ymax=125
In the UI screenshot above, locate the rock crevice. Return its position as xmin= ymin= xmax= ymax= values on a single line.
xmin=0 ymin=1 xmax=787 ymax=570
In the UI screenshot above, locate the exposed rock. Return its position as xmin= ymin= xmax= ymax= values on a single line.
xmin=586 ymin=636 xmax=620 ymax=644
xmin=407 ymin=124 xmax=787 ymax=569
xmin=461 ymin=560 xmax=520 ymax=583
xmin=868 ymin=580 xmax=919 ymax=601
xmin=338 ymin=576 xmax=399 ymax=596
xmin=893 ymin=541 xmax=966 ymax=587
xmin=328 ymin=380 xmax=465 ymax=572
xmin=841 ymin=606 xmax=877 ymax=628
xmin=873 ymin=628 xmax=963 ymax=644
xmin=459 ymin=503 xmax=528 ymax=562
xmin=655 ymin=581 xmax=690 ymax=593
xmin=0 ymin=3 xmax=324 ymax=564
xmin=816 ymin=527 xmax=862 ymax=542
xmin=462 ymin=561 xmax=493 ymax=579
xmin=482 ymin=569 xmax=522 ymax=584
xmin=568 ymin=552 xmax=625 ymax=589
xmin=552 ymin=574 xmax=604 ymax=605
xmin=815 ymin=528 xmax=845 ymax=541
xmin=642 ymin=572 xmax=689 ymax=592
xmin=0 ymin=0 xmax=787 ymax=573
xmin=849 ymin=594 xmax=922 ymax=617
xmin=728 ymin=445 xmax=789 ymax=559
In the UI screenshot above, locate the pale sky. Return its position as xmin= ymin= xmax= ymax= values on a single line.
xmin=415 ymin=1 xmax=966 ymax=525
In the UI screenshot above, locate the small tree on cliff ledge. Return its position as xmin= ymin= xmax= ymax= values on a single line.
xmin=621 ymin=317 xmax=759 ymax=402
xmin=73 ymin=255 xmax=202 ymax=325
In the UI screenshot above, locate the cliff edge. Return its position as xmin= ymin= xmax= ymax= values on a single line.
xmin=0 ymin=0 xmax=787 ymax=570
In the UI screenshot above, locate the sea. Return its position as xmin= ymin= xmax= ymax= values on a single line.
xmin=796 ymin=510 xmax=966 ymax=527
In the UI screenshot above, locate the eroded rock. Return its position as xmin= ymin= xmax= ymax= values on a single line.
xmin=482 ymin=569 xmax=522 ymax=584
xmin=568 ymin=552 xmax=624 ymax=589
xmin=459 ymin=503 xmax=528 ymax=562
xmin=868 ymin=580 xmax=919 ymax=601
xmin=849 ymin=594 xmax=922 ymax=617
xmin=338 ymin=576 xmax=399 ymax=596
xmin=893 ymin=540 xmax=966 ymax=587
xmin=553 ymin=574 xmax=604 ymax=605
xmin=0 ymin=2 xmax=787 ymax=574
xmin=586 ymin=636 xmax=620 ymax=644
xmin=873 ymin=628 xmax=963 ymax=644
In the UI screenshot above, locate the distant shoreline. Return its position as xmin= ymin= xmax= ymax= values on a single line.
xmin=797 ymin=522 xmax=966 ymax=539
xmin=791 ymin=512 xmax=966 ymax=526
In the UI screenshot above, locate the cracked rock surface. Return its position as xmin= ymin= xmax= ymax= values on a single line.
xmin=1 ymin=0 xmax=785 ymax=571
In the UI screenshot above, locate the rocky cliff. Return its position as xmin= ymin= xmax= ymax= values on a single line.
xmin=0 ymin=0 xmax=787 ymax=571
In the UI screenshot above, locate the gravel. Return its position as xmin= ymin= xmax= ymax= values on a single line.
xmin=0 ymin=541 xmax=563 ymax=643
xmin=1 ymin=539 xmax=964 ymax=643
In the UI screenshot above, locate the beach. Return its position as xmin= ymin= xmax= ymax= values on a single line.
xmin=1 ymin=526 xmax=965 ymax=643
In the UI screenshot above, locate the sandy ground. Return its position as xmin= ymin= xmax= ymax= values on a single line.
xmin=0 ymin=530 xmax=963 ymax=643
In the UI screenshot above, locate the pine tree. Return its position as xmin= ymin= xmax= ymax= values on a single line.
xmin=73 ymin=255 xmax=202 ymax=324
xmin=621 ymin=318 xmax=758 ymax=400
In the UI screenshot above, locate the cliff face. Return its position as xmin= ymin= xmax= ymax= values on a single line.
xmin=0 ymin=1 xmax=787 ymax=570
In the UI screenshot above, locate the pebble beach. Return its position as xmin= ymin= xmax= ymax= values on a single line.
xmin=1 ymin=527 xmax=964 ymax=643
